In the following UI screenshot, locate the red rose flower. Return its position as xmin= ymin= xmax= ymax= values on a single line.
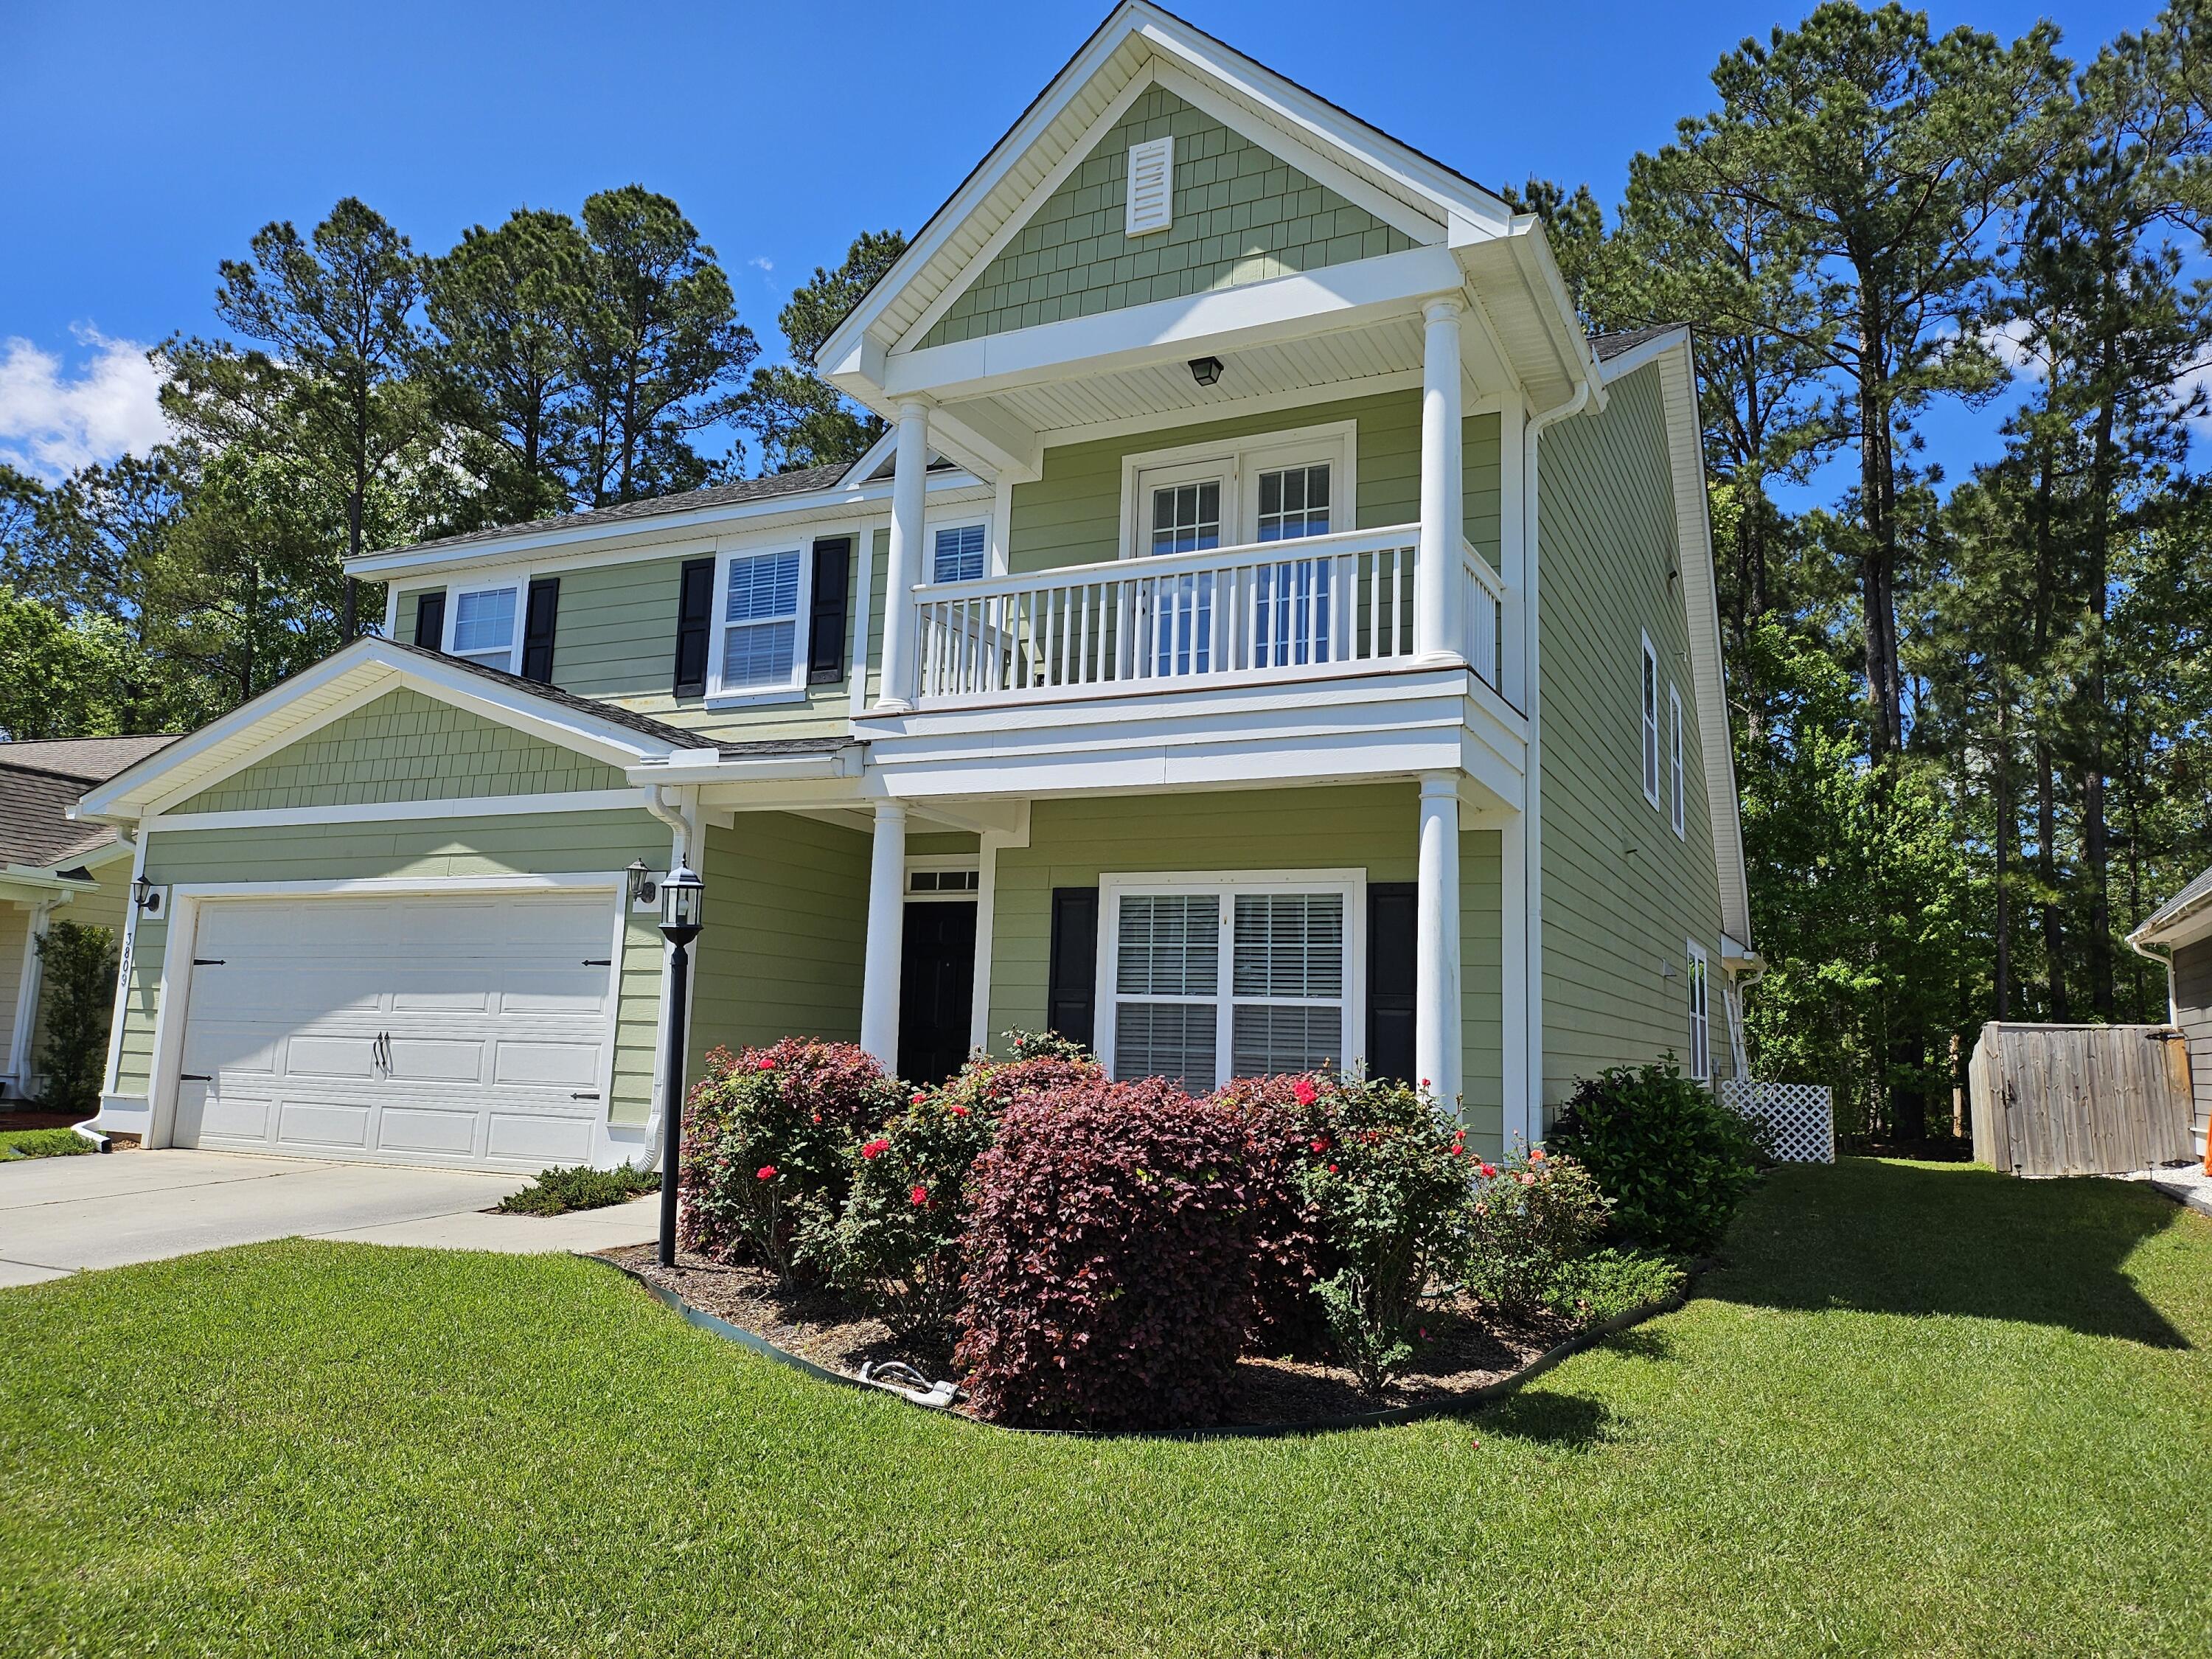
xmin=1327 ymin=1163 xmax=1338 ymax=1173
xmin=1477 ymin=1162 xmax=1498 ymax=1179
xmin=1529 ymin=1147 xmax=1546 ymax=1162
xmin=911 ymin=1091 xmax=925 ymax=1105
xmin=755 ymin=1058 xmax=775 ymax=1072
xmin=756 ymin=1165 xmax=777 ymax=1180
xmin=909 ymin=1185 xmax=928 ymax=1206
xmin=949 ymin=1105 xmax=970 ymax=1117
xmin=861 ymin=1138 xmax=890 ymax=1160
xmin=1310 ymin=1137 xmax=1328 ymax=1153
xmin=1291 ymin=1078 xmax=1319 ymax=1107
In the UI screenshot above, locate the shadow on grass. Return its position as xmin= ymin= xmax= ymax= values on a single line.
xmin=1705 ymin=1158 xmax=2191 ymax=1350
xmin=1472 ymin=1388 xmax=1612 ymax=1448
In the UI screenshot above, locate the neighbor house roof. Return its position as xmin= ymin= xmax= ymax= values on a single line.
xmin=1590 ymin=324 xmax=1688 ymax=363
xmin=0 ymin=735 xmax=179 ymax=872
xmin=2131 ymin=865 xmax=2212 ymax=949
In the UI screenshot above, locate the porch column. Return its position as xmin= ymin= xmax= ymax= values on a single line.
xmin=1415 ymin=296 xmax=1466 ymax=664
xmin=859 ymin=802 xmax=908 ymax=1067
xmin=874 ymin=399 xmax=931 ymax=712
xmin=1499 ymin=812 xmax=1531 ymax=1149
xmin=1415 ymin=771 xmax=1463 ymax=1105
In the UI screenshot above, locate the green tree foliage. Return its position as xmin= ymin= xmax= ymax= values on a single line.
xmin=0 ymin=586 xmax=139 ymax=740
xmin=732 ymin=229 xmax=906 ymax=473
xmin=34 ymin=921 xmax=119 ymax=1114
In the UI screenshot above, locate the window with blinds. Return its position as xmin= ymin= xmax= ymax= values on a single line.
xmin=933 ymin=524 xmax=987 ymax=583
xmin=722 ymin=550 xmax=802 ymax=689
xmin=1106 ymin=882 xmax=1352 ymax=1091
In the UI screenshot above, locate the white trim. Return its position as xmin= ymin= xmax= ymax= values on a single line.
xmin=970 ymin=831 xmax=1004 ymax=1054
xmin=5 ymin=898 xmax=52 ymax=1096
xmin=1685 ymin=938 xmax=1711 ymax=1083
xmin=1034 ymin=368 xmax=1425 ymax=453
xmin=1116 ymin=419 xmax=1357 ymax=561
xmin=97 ymin=830 xmax=147 ymax=1100
xmin=708 ymin=535 xmax=815 ymax=702
xmin=849 ymin=519 xmax=880 ymax=720
xmin=167 ymin=872 xmax=620 ymax=900
xmin=1669 ymin=683 xmax=1686 ymax=839
xmin=144 ymin=789 xmax=653 ymax=834
xmin=1639 ymin=630 xmax=1661 ymax=811
xmin=1093 ymin=866 xmax=1366 ymax=1090
xmin=1125 ymin=133 xmax=1175 ymax=236
xmin=445 ymin=571 xmax=529 ymax=672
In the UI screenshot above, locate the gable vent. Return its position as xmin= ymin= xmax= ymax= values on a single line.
xmin=1125 ymin=136 xmax=1175 ymax=236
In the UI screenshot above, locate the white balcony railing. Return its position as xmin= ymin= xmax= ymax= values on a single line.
xmin=909 ymin=524 xmax=1503 ymax=707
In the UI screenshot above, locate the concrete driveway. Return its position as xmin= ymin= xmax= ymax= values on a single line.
xmin=0 ymin=1150 xmax=657 ymax=1287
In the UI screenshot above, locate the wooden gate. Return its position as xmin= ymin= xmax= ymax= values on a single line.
xmin=1968 ymin=1023 xmax=2195 ymax=1177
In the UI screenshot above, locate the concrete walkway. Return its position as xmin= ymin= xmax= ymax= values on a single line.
xmin=0 ymin=1150 xmax=656 ymax=1287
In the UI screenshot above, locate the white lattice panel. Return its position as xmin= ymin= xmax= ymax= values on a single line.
xmin=1720 ymin=1080 xmax=1835 ymax=1164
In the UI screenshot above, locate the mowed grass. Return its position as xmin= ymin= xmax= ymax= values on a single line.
xmin=1 ymin=1161 xmax=2208 ymax=1658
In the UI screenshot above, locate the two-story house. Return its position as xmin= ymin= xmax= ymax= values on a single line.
xmin=76 ymin=2 xmax=1754 ymax=1174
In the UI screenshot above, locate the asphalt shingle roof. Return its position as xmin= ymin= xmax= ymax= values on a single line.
xmin=2137 ymin=864 xmax=2212 ymax=942
xmin=0 ymin=735 xmax=180 ymax=870
xmin=1590 ymin=324 xmax=1686 ymax=363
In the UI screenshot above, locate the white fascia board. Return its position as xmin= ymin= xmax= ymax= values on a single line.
xmin=2132 ymin=895 xmax=2212 ymax=951
xmin=626 ymin=748 xmax=863 ymax=787
xmin=870 ymin=245 xmax=1465 ymax=403
xmin=1644 ymin=338 xmax=1753 ymax=947
xmin=147 ymin=789 xmax=653 ymax=834
xmin=1593 ymin=324 xmax=1691 ymax=386
xmin=0 ymin=864 xmax=97 ymax=900
xmin=836 ymin=426 xmax=902 ymax=488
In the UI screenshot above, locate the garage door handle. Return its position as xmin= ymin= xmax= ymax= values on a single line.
xmin=180 ymin=1073 xmax=212 ymax=1082
xmin=582 ymin=959 xmax=612 ymax=967
xmin=192 ymin=958 xmax=225 ymax=966
xmin=571 ymin=1091 xmax=601 ymax=1101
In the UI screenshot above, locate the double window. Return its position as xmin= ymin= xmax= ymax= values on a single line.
xmin=1097 ymin=872 xmax=1360 ymax=1093
xmin=1685 ymin=940 xmax=1711 ymax=1082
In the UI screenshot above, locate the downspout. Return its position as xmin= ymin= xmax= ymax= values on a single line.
xmin=1518 ymin=366 xmax=1599 ymax=1144
xmin=90 ymin=822 xmax=143 ymax=1141
xmin=637 ymin=785 xmax=700 ymax=1173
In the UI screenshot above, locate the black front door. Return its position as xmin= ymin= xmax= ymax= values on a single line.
xmin=898 ymin=901 xmax=977 ymax=1085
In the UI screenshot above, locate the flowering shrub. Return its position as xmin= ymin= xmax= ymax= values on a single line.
xmin=1295 ymin=1076 xmax=1475 ymax=1394
xmin=956 ymin=1077 xmax=1296 ymax=1430
xmin=1461 ymin=1144 xmax=1610 ymax=1318
xmin=1209 ymin=1072 xmax=1337 ymax=1354
xmin=1548 ymin=1060 xmax=1760 ymax=1252
xmin=679 ymin=1038 xmax=903 ymax=1279
xmin=998 ymin=1027 xmax=1094 ymax=1064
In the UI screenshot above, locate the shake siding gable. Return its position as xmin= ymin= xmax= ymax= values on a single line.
xmin=1537 ymin=364 xmax=1733 ymax=1101
xmin=919 ymin=85 xmax=1416 ymax=350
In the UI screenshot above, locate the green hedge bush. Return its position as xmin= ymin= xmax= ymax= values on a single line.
xmin=495 ymin=1163 xmax=658 ymax=1215
xmin=1548 ymin=1060 xmax=1760 ymax=1252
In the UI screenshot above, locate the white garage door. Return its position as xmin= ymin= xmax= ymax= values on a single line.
xmin=172 ymin=891 xmax=620 ymax=1171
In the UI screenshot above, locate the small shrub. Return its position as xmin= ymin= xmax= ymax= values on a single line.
xmin=1548 ymin=1060 xmax=1761 ymax=1253
xmin=997 ymin=1027 xmax=1094 ymax=1064
xmin=1462 ymin=1145 xmax=1610 ymax=1318
xmin=496 ymin=1163 xmax=658 ymax=1216
xmin=1543 ymin=1248 xmax=1686 ymax=1327
xmin=35 ymin=921 xmax=116 ymax=1115
xmin=680 ymin=1038 xmax=902 ymax=1278
xmin=956 ymin=1077 xmax=1293 ymax=1430
xmin=1296 ymin=1077 xmax=1475 ymax=1394
xmin=1210 ymin=1071 xmax=1337 ymax=1354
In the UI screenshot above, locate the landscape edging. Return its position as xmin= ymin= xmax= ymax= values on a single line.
xmin=590 ymin=1252 xmax=1699 ymax=1440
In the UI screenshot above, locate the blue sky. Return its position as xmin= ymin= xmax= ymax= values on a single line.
xmin=0 ymin=0 xmax=2163 ymax=487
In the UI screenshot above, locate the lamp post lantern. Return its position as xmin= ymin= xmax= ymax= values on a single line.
xmin=655 ymin=861 xmax=704 ymax=1267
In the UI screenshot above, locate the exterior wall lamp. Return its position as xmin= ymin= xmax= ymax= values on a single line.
xmin=1188 ymin=355 xmax=1224 ymax=387
xmin=655 ymin=861 xmax=705 ymax=1267
xmin=626 ymin=858 xmax=659 ymax=909
xmin=131 ymin=874 xmax=166 ymax=918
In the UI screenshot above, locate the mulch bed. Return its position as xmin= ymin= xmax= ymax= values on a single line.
xmin=599 ymin=1243 xmax=1581 ymax=1429
xmin=0 ymin=1110 xmax=91 ymax=1133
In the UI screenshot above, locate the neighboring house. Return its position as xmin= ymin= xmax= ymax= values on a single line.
xmin=2129 ymin=868 xmax=2212 ymax=1165
xmin=1 ymin=735 xmax=178 ymax=1104
xmin=74 ymin=2 xmax=1755 ymax=1173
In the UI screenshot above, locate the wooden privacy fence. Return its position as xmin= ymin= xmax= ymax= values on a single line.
xmin=1967 ymin=1022 xmax=2195 ymax=1178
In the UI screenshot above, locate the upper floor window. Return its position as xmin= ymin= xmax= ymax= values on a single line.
xmin=1150 ymin=479 xmax=1222 ymax=556
xmin=1641 ymin=633 xmax=1661 ymax=809
xmin=1670 ymin=684 xmax=1686 ymax=838
xmin=1685 ymin=939 xmax=1711 ymax=1082
xmin=720 ymin=549 xmax=804 ymax=693
xmin=450 ymin=583 xmax=520 ymax=672
xmin=1256 ymin=463 xmax=1330 ymax=542
xmin=933 ymin=524 xmax=987 ymax=584
xmin=1121 ymin=422 xmax=1356 ymax=561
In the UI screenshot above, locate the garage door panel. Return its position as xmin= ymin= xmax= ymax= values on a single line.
xmin=173 ymin=891 xmax=622 ymax=1172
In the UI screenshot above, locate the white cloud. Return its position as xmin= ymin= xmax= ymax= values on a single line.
xmin=0 ymin=326 xmax=172 ymax=481
xmin=1980 ymin=316 xmax=2050 ymax=380
xmin=748 ymin=256 xmax=775 ymax=274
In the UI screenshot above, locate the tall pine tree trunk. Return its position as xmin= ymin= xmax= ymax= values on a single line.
xmin=2082 ymin=388 xmax=2118 ymax=1019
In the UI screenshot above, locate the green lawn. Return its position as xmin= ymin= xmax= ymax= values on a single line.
xmin=0 ymin=1128 xmax=93 ymax=1160
xmin=2 ymin=1161 xmax=2208 ymax=1657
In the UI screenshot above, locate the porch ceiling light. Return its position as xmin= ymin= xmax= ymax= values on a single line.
xmin=1189 ymin=355 xmax=1224 ymax=387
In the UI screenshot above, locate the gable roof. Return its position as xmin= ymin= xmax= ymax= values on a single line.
xmin=0 ymin=736 xmax=180 ymax=873
xmin=77 ymin=638 xmax=846 ymax=824
xmin=2131 ymin=865 xmax=2212 ymax=950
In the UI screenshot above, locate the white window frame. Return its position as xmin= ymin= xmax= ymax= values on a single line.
xmin=904 ymin=852 xmax=981 ymax=902
xmin=1640 ymin=631 xmax=1662 ymax=810
xmin=1723 ymin=979 xmax=1747 ymax=1078
xmin=1094 ymin=869 xmax=1366 ymax=1091
xmin=1669 ymin=683 xmax=1686 ymax=838
xmin=926 ymin=519 xmax=992 ymax=585
xmin=1685 ymin=939 xmax=1711 ymax=1082
xmin=706 ymin=538 xmax=815 ymax=708
xmin=1119 ymin=421 xmax=1359 ymax=561
xmin=445 ymin=575 xmax=528 ymax=673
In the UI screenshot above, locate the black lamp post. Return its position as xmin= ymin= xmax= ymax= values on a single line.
xmin=655 ymin=860 xmax=704 ymax=1267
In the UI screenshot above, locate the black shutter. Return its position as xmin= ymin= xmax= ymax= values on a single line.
xmin=807 ymin=536 xmax=852 ymax=685
xmin=412 ymin=590 xmax=446 ymax=650
xmin=1048 ymin=886 xmax=1100 ymax=1054
xmin=1366 ymin=882 xmax=1417 ymax=1085
xmin=672 ymin=557 xmax=714 ymax=698
xmin=520 ymin=577 xmax=560 ymax=683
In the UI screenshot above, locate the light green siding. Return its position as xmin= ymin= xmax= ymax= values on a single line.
xmin=176 ymin=688 xmax=627 ymax=813
xmin=394 ymin=586 xmax=431 ymax=644
xmin=1010 ymin=394 xmax=1500 ymax=575
xmin=988 ymin=786 xmax=1507 ymax=1152
xmin=551 ymin=551 xmax=857 ymax=744
xmin=921 ymin=86 xmax=1416 ymax=349
xmin=118 ymin=810 xmax=672 ymax=1126
xmin=1537 ymin=361 xmax=1733 ymax=1104
xmin=690 ymin=813 xmax=870 ymax=1071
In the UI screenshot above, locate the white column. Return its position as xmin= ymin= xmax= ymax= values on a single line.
xmin=874 ymin=400 xmax=931 ymax=712
xmin=859 ymin=802 xmax=908 ymax=1066
xmin=1498 ymin=815 xmax=1530 ymax=1148
xmin=1415 ymin=297 xmax=1466 ymax=664
xmin=1415 ymin=772 xmax=1463 ymax=1105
